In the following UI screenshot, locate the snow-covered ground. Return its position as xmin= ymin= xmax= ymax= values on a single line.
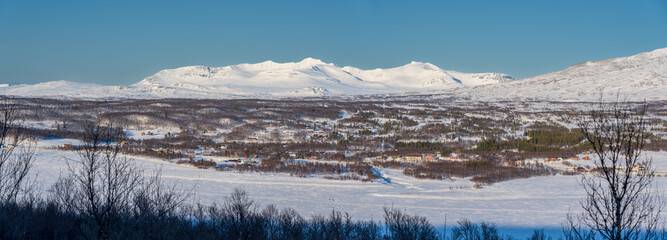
xmin=26 ymin=139 xmax=667 ymax=238
xmin=34 ymin=138 xmax=83 ymax=148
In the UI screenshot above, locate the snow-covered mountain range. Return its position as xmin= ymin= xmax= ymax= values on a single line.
xmin=2 ymin=47 xmax=665 ymax=101
xmin=0 ymin=58 xmax=513 ymax=99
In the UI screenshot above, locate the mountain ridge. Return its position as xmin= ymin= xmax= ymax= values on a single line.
xmin=2 ymin=47 xmax=666 ymax=101
xmin=1 ymin=58 xmax=514 ymax=99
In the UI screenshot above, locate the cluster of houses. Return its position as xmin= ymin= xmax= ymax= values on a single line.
xmin=381 ymin=152 xmax=465 ymax=163
xmin=546 ymin=156 xmax=589 ymax=162
xmin=0 ymin=143 xmax=18 ymax=149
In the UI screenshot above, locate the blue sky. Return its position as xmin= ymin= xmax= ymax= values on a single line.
xmin=1 ymin=0 xmax=666 ymax=85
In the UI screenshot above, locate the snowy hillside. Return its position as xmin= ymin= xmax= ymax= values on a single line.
xmin=1 ymin=58 xmax=513 ymax=99
xmin=449 ymin=47 xmax=667 ymax=101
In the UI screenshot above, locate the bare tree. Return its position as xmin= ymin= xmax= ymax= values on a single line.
xmin=451 ymin=219 xmax=502 ymax=240
xmin=383 ymin=206 xmax=438 ymax=240
xmin=133 ymin=169 xmax=188 ymax=220
xmin=566 ymin=100 xmax=665 ymax=240
xmin=131 ymin=169 xmax=189 ymax=239
xmin=52 ymin=120 xmax=141 ymax=240
xmin=0 ymin=98 xmax=35 ymax=203
xmin=271 ymin=128 xmax=282 ymax=143
xmin=294 ymin=130 xmax=307 ymax=142
xmin=224 ymin=188 xmax=260 ymax=240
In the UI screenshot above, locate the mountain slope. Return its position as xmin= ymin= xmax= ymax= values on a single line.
xmin=448 ymin=47 xmax=667 ymax=101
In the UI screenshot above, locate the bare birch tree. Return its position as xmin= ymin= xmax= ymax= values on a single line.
xmin=566 ymin=100 xmax=665 ymax=240
xmin=52 ymin=120 xmax=141 ymax=240
xmin=0 ymin=98 xmax=35 ymax=203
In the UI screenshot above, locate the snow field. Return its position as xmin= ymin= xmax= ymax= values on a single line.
xmin=26 ymin=139 xmax=667 ymax=238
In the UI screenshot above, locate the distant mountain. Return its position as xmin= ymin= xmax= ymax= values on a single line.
xmin=342 ymin=61 xmax=514 ymax=88
xmin=449 ymin=47 xmax=667 ymax=101
xmin=2 ymin=47 xmax=665 ymax=101
xmin=130 ymin=57 xmax=514 ymax=97
xmin=1 ymin=58 xmax=513 ymax=99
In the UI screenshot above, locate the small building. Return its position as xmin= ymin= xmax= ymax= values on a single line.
xmin=405 ymin=155 xmax=423 ymax=162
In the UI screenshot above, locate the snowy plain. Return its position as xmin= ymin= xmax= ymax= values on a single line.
xmin=28 ymin=139 xmax=667 ymax=238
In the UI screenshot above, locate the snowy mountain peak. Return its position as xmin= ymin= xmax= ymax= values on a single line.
xmin=298 ymin=57 xmax=327 ymax=66
xmin=405 ymin=61 xmax=441 ymax=71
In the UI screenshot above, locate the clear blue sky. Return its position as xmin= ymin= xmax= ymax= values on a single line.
xmin=1 ymin=0 xmax=666 ymax=85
